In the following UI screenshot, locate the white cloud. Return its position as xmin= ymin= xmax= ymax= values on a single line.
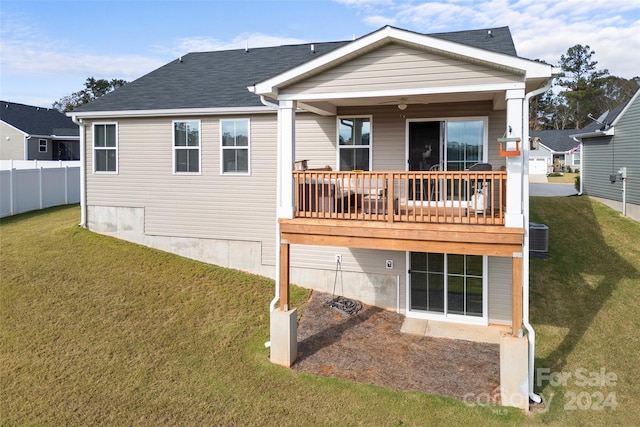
xmin=0 ymin=14 xmax=165 ymax=106
xmin=161 ymin=33 xmax=308 ymax=56
xmin=363 ymin=15 xmax=398 ymax=27
xmin=344 ymin=0 xmax=640 ymax=78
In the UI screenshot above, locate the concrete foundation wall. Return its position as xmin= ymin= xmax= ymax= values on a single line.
xmin=87 ymin=205 xmax=401 ymax=309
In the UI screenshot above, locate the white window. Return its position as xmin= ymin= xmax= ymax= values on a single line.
xmin=173 ymin=120 xmax=200 ymax=174
xmin=93 ymin=123 xmax=118 ymax=173
xmin=221 ymin=119 xmax=249 ymax=174
xmin=337 ymin=116 xmax=371 ymax=171
xmin=39 ymin=139 xmax=47 ymax=153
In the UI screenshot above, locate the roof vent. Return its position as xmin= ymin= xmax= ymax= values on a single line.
xmin=486 ymin=29 xmax=493 ymax=38
xmin=311 ymin=44 xmax=315 ymax=53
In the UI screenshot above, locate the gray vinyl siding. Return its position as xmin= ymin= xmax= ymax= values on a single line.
xmin=488 ymin=256 xmax=512 ymax=325
xmin=282 ymin=43 xmax=522 ymax=96
xmin=85 ymin=114 xmax=279 ymax=265
xmin=583 ymin=96 xmax=640 ymax=206
xmin=84 ymin=102 xmax=512 ymax=281
xmin=291 ymin=102 xmax=507 ymax=275
xmin=294 ymin=114 xmax=337 ymax=168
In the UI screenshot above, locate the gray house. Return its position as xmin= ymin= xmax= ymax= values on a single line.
xmin=529 ymin=129 xmax=580 ymax=175
xmin=69 ymin=25 xmax=558 ymax=409
xmin=572 ymin=88 xmax=640 ymax=221
xmin=0 ymin=101 xmax=80 ymax=161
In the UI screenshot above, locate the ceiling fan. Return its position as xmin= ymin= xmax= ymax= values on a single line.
xmin=377 ymin=97 xmax=427 ymax=110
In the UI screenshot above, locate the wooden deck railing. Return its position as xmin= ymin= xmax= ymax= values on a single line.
xmin=293 ymin=170 xmax=507 ymax=225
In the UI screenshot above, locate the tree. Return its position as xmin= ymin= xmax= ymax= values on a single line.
xmin=556 ymin=44 xmax=609 ymax=129
xmin=595 ymin=75 xmax=639 ymax=113
xmin=53 ymin=77 xmax=127 ymax=112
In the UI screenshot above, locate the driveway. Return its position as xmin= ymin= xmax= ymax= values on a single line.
xmin=530 ymin=182 xmax=578 ymax=197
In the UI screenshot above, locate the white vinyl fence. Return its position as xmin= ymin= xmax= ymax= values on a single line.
xmin=0 ymin=162 xmax=81 ymax=218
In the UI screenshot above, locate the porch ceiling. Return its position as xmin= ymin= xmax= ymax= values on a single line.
xmin=298 ymin=90 xmax=507 ymax=116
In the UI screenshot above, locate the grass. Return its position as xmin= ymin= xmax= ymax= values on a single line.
xmin=1 ymin=200 xmax=638 ymax=425
xmin=529 ymin=196 xmax=640 ymax=425
xmin=546 ymin=172 xmax=578 ymax=184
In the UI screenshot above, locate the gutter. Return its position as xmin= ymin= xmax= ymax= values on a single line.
xmin=522 ymin=79 xmax=553 ymax=404
xmin=70 ymin=115 xmax=87 ymax=227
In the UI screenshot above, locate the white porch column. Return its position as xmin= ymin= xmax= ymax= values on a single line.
xmin=277 ymin=100 xmax=296 ymax=219
xmin=272 ymin=100 xmax=298 ymax=368
xmin=504 ymin=89 xmax=525 ymax=228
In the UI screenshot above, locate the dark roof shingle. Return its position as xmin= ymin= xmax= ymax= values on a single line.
xmin=75 ymin=26 xmax=520 ymax=113
xmin=1 ymin=101 xmax=79 ymax=136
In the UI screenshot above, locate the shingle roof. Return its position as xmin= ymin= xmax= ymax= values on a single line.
xmin=1 ymin=101 xmax=79 ymax=137
xmin=532 ymin=93 xmax=637 ymax=150
xmin=74 ymin=26 xmax=519 ymax=113
xmin=530 ymin=129 xmax=580 ymax=152
xmin=430 ymin=26 xmax=516 ymax=56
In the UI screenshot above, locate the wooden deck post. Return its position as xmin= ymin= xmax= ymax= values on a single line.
xmin=279 ymin=240 xmax=290 ymax=311
xmin=511 ymin=252 xmax=523 ymax=336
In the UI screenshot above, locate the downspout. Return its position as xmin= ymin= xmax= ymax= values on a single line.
xmin=260 ymin=95 xmax=281 ymax=315
xmin=24 ymin=135 xmax=31 ymax=160
xmin=70 ymin=115 xmax=87 ymax=227
xmin=260 ymin=95 xmax=279 ymax=110
xmin=522 ymin=79 xmax=553 ymax=404
xmin=579 ymin=141 xmax=584 ymax=195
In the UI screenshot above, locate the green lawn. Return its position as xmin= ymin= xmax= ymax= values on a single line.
xmin=546 ymin=172 xmax=578 ymax=184
xmin=1 ymin=200 xmax=638 ymax=425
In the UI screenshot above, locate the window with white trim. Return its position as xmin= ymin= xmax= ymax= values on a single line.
xmin=93 ymin=123 xmax=117 ymax=173
xmin=221 ymin=119 xmax=249 ymax=174
xmin=338 ymin=116 xmax=371 ymax=171
xmin=573 ymin=153 xmax=580 ymax=166
xmin=173 ymin=120 xmax=200 ymax=173
xmin=39 ymin=139 xmax=47 ymax=153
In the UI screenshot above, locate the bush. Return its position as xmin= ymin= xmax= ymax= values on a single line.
xmin=574 ymin=175 xmax=580 ymax=192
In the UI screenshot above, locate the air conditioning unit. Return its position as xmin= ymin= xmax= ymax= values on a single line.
xmin=529 ymin=222 xmax=549 ymax=258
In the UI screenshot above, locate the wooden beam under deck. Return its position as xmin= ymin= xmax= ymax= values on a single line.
xmin=279 ymin=242 xmax=290 ymax=311
xmin=279 ymin=218 xmax=524 ymax=257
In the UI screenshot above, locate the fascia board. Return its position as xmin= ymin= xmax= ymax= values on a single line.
xmin=276 ymin=82 xmax=526 ymax=102
xmin=27 ymin=133 xmax=79 ymax=140
xmin=570 ymin=128 xmax=615 ymax=140
xmin=252 ymin=26 xmax=556 ymax=96
xmin=536 ymin=142 xmax=553 ymax=152
xmin=68 ymin=106 xmax=275 ymax=119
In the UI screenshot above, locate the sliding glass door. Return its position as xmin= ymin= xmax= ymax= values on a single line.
xmin=407 ymin=118 xmax=487 ymax=203
xmin=409 ymin=252 xmax=486 ymax=322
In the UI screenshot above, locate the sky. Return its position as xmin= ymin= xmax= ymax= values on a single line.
xmin=1 ymin=0 xmax=639 ymax=108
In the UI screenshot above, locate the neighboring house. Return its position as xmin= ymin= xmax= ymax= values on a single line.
xmin=571 ymin=88 xmax=640 ymax=222
xmin=0 ymin=101 xmax=80 ymax=161
xmin=529 ymin=129 xmax=580 ymax=175
xmin=68 ymin=26 xmax=557 ymax=410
